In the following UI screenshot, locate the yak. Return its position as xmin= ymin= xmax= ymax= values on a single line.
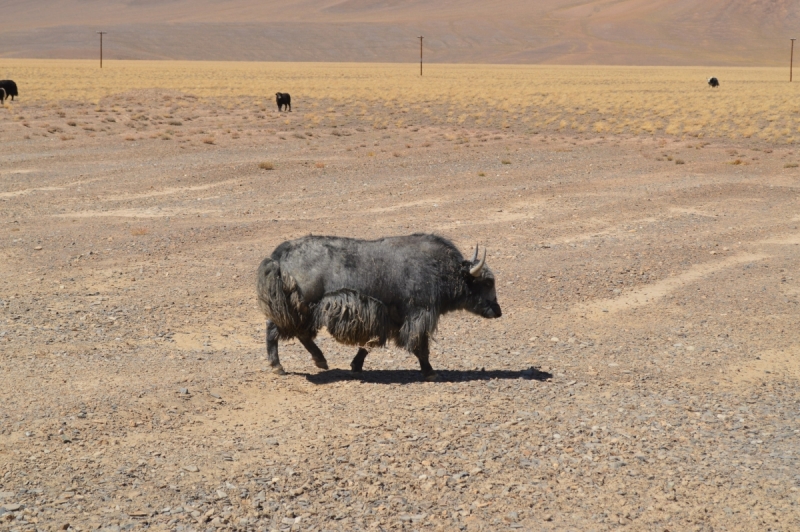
xmin=0 ymin=80 xmax=17 ymax=102
xmin=708 ymin=77 xmax=719 ymax=88
xmin=275 ymin=92 xmax=291 ymax=112
xmin=256 ymin=234 xmax=502 ymax=380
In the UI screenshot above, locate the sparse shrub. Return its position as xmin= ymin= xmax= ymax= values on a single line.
xmin=501 ymin=159 xmax=511 ymax=165
xmin=478 ymin=172 xmax=486 ymax=177
xmin=131 ymin=227 xmax=149 ymax=236
xmin=60 ymin=135 xmax=74 ymax=141
xmin=315 ymin=162 xmax=325 ymax=168
xmin=784 ymin=162 xmax=799 ymax=168
xmin=168 ymin=120 xmax=182 ymax=126
xmin=67 ymin=121 xmax=76 ymax=127
xmin=202 ymin=137 xmax=215 ymax=144
xmin=259 ymin=161 xmax=275 ymax=170
xmin=675 ymin=159 xmax=685 ymax=165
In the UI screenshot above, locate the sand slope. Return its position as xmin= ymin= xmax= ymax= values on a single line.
xmin=0 ymin=0 xmax=798 ymax=65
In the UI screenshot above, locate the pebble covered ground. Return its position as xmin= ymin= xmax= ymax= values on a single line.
xmin=1 ymin=94 xmax=799 ymax=531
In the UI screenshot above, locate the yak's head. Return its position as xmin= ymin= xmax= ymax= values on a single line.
xmin=462 ymin=245 xmax=502 ymax=319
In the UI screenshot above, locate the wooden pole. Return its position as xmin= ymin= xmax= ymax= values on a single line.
xmin=419 ymin=36 xmax=423 ymax=76
xmin=97 ymin=32 xmax=107 ymax=68
xmin=791 ymin=39 xmax=796 ymax=82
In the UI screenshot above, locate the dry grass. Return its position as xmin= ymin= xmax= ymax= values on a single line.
xmin=259 ymin=161 xmax=274 ymax=170
xmin=130 ymin=227 xmax=149 ymax=236
xmin=2 ymin=59 xmax=799 ymax=142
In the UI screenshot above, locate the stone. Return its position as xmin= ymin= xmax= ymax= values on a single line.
xmin=182 ymin=465 xmax=199 ymax=472
xmin=3 ymin=503 xmax=21 ymax=512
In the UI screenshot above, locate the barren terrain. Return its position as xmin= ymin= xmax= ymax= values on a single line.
xmin=1 ymin=68 xmax=800 ymax=531
xmin=0 ymin=0 xmax=798 ymax=65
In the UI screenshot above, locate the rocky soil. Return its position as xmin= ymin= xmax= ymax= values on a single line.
xmin=1 ymin=94 xmax=799 ymax=531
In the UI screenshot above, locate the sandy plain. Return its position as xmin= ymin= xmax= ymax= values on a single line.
xmin=1 ymin=62 xmax=800 ymax=531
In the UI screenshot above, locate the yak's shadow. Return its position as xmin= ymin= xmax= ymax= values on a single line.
xmin=301 ymin=367 xmax=552 ymax=385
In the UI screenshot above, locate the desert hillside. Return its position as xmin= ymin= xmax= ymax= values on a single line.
xmin=0 ymin=0 xmax=797 ymax=65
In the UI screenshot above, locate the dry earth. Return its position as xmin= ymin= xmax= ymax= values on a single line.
xmin=0 ymin=0 xmax=798 ymax=65
xmin=1 ymin=92 xmax=800 ymax=532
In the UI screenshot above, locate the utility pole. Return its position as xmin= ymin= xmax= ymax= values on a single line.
xmin=97 ymin=31 xmax=107 ymax=68
xmin=792 ymin=38 xmax=796 ymax=82
xmin=419 ymin=36 xmax=423 ymax=76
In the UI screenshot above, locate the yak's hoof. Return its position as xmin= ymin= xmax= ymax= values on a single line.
xmin=271 ymin=365 xmax=287 ymax=376
xmin=314 ymin=359 xmax=329 ymax=370
xmin=423 ymin=372 xmax=439 ymax=382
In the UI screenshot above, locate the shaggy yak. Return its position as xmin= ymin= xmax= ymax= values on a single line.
xmin=0 ymin=80 xmax=18 ymax=102
xmin=256 ymin=234 xmax=502 ymax=380
xmin=707 ymin=77 xmax=720 ymax=88
xmin=275 ymin=92 xmax=291 ymax=112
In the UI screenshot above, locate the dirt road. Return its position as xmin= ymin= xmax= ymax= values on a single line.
xmin=1 ymin=94 xmax=799 ymax=531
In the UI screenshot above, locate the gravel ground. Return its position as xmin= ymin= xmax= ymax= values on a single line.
xmin=1 ymin=94 xmax=799 ymax=531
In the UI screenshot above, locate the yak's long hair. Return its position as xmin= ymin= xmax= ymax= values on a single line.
xmin=313 ymin=289 xmax=389 ymax=347
xmin=256 ymin=258 xmax=310 ymax=338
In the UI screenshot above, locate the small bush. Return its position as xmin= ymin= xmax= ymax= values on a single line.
xmin=784 ymin=162 xmax=799 ymax=168
xmin=478 ymin=172 xmax=486 ymax=177
xmin=202 ymin=137 xmax=215 ymax=144
xmin=259 ymin=161 xmax=275 ymax=170
xmin=675 ymin=159 xmax=685 ymax=165
xmin=131 ymin=227 xmax=149 ymax=236
xmin=315 ymin=162 xmax=325 ymax=168
xmin=501 ymin=159 xmax=511 ymax=165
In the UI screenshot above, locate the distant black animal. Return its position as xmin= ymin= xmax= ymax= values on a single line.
xmin=707 ymin=77 xmax=719 ymax=88
xmin=275 ymin=92 xmax=291 ymax=112
xmin=256 ymin=234 xmax=502 ymax=380
xmin=0 ymin=80 xmax=18 ymax=102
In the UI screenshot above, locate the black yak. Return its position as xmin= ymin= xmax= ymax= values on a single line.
xmin=256 ymin=234 xmax=502 ymax=380
xmin=0 ymin=80 xmax=18 ymax=102
xmin=708 ymin=77 xmax=719 ymax=88
xmin=275 ymin=92 xmax=291 ymax=112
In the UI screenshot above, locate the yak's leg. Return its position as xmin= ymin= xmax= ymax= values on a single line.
xmin=412 ymin=335 xmax=437 ymax=381
xmin=266 ymin=320 xmax=286 ymax=375
xmin=350 ymin=348 xmax=369 ymax=373
xmin=298 ymin=336 xmax=329 ymax=370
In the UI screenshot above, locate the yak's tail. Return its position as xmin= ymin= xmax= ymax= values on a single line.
xmin=256 ymin=258 xmax=309 ymax=338
xmin=313 ymin=289 xmax=389 ymax=347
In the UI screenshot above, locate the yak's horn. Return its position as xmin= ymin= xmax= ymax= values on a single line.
xmin=470 ymin=248 xmax=487 ymax=277
xmin=471 ymin=244 xmax=479 ymax=262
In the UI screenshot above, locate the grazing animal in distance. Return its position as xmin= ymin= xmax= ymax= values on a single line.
xmin=256 ymin=234 xmax=502 ymax=380
xmin=707 ymin=77 xmax=719 ymax=88
xmin=275 ymin=92 xmax=291 ymax=112
xmin=0 ymin=80 xmax=18 ymax=101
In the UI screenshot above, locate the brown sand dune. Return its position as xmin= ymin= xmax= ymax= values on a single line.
xmin=0 ymin=0 xmax=798 ymax=65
